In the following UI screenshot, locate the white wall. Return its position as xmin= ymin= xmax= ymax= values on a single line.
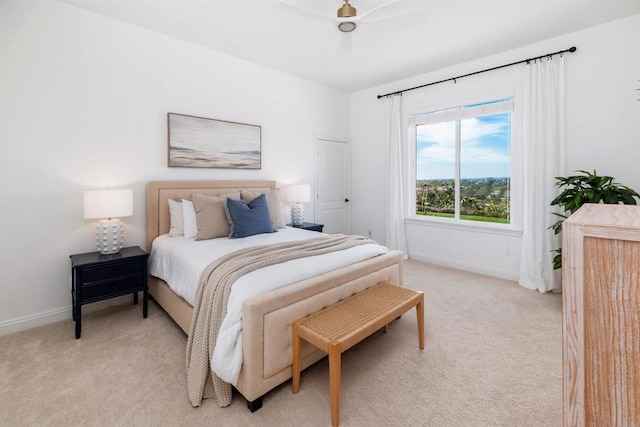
xmin=351 ymin=14 xmax=640 ymax=280
xmin=2 ymin=3 xmax=638 ymax=334
xmin=0 ymin=0 xmax=350 ymax=333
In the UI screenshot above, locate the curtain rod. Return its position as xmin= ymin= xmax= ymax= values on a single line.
xmin=376 ymin=46 xmax=577 ymax=99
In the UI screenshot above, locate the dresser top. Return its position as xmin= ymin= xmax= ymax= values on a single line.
xmin=565 ymin=204 xmax=640 ymax=229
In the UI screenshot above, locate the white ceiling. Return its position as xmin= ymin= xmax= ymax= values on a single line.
xmin=63 ymin=0 xmax=640 ymax=92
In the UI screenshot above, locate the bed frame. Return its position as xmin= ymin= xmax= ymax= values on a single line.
xmin=146 ymin=180 xmax=404 ymax=411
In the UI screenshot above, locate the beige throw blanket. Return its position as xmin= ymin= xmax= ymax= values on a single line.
xmin=185 ymin=234 xmax=375 ymax=407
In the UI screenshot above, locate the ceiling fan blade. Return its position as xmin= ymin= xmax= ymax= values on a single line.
xmin=355 ymin=1 xmax=426 ymax=23
xmin=351 ymin=0 xmax=398 ymax=22
xmin=337 ymin=31 xmax=353 ymax=56
xmin=281 ymin=0 xmax=426 ymax=33
xmin=278 ymin=0 xmax=334 ymax=23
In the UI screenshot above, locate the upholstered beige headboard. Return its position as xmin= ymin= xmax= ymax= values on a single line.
xmin=146 ymin=180 xmax=277 ymax=251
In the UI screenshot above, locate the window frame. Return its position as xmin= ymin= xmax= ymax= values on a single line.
xmin=407 ymin=90 xmax=523 ymax=233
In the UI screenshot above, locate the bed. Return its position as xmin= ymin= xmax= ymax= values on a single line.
xmin=145 ymin=180 xmax=404 ymax=410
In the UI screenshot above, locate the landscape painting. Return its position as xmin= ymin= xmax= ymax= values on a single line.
xmin=168 ymin=113 xmax=261 ymax=169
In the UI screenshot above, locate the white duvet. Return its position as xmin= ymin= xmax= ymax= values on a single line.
xmin=148 ymin=228 xmax=388 ymax=385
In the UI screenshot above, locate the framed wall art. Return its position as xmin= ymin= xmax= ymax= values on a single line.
xmin=168 ymin=113 xmax=261 ymax=169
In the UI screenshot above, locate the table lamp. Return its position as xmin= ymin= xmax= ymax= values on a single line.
xmin=84 ymin=189 xmax=133 ymax=255
xmin=285 ymin=184 xmax=311 ymax=226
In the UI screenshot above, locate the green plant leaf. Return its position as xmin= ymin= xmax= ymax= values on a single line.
xmin=552 ymin=249 xmax=562 ymax=270
xmin=550 ymin=170 xmax=640 ymax=269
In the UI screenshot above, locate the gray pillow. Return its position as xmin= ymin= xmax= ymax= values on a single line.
xmin=192 ymin=192 xmax=240 ymax=240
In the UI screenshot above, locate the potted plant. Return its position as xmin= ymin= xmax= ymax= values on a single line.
xmin=550 ymin=170 xmax=640 ymax=269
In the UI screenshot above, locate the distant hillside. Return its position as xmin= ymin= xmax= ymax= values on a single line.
xmin=416 ymin=177 xmax=510 ymax=222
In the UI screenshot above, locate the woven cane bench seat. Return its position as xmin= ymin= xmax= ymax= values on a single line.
xmin=291 ymin=281 xmax=424 ymax=426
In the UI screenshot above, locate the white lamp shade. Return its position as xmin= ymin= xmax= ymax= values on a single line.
xmin=284 ymin=184 xmax=311 ymax=203
xmin=84 ymin=189 xmax=133 ymax=219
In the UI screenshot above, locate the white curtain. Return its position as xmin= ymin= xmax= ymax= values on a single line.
xmin=386 ymin=94 xmax=408 ymax=256
xmin=518 ymin=55 xmax=565 ymax=293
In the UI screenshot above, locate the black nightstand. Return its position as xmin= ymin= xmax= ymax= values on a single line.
xmin=290 ymin=222 xmax=324 ymax=232
xmin=70 ymin=246 xmax=149 ymax=339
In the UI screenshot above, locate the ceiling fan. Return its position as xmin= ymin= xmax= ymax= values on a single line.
xmin=279 ymin=0 xmax=417 ymax=33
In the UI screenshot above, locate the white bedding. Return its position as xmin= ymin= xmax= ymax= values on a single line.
xmin=149 ymin=228 xmax=389 ymax=384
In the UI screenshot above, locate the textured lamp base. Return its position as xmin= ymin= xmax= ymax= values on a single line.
xmin=96 ymin=219 xmax=124 ymax=255
xmin=291 ymin=203 xmax=305 ymax=226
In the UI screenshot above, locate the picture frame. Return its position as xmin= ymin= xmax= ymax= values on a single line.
xmin=168 ymin=113 xmax=261 ymax=169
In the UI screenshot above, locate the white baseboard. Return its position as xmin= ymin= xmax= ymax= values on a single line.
xmin=409 ymin=251 xmax=520 ymax=282
xmin=0 ymin=294 xmax=135 ymax=336
xmin=0 ymin=307 xmax=71 ymax=336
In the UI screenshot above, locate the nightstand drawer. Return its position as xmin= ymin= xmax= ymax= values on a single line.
xmin=79 ymin=259 xmax=144 ymax=283
xmin=82 ymin=276 xmax=143 ymax=302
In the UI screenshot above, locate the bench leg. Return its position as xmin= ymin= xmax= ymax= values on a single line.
xmin=329 ymin=342 xmax=341 ymax=426
xmin=292 ymin=322 xmax=302 ymax=394
xmin=417 ymin=294 xmax=425 ymax=349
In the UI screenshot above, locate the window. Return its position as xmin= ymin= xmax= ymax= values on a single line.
xmin=410 ymin=97 xmax=513 ymax=225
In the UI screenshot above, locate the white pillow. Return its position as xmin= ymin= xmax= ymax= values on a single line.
xmin=168 ymin=199 xmax=184 ymax=237
xmin=182 ymin=199 xmax=198 ymax=239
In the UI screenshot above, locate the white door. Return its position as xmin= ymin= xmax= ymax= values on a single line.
xmin=315 ymin=137 xmax=351 ymax=234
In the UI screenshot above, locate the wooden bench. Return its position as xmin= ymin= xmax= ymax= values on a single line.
xmin=291 ymin=281 xmax=425 ymax=426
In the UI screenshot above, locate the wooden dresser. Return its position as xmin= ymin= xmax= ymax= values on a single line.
xmin=562 ymin=204 xmax=640 ymax=426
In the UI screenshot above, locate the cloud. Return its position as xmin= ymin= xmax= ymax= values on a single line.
xmin=417 ymin=121 xmax=455 ymax=164
xmin=417 ymin=116 xmax=509 ymax=163
xmin=416 ymin=115 xmax=510 ymax=179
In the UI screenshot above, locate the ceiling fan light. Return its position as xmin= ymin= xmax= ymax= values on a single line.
xmin=338 ymin=21 xmax=357 ymax=32
xmin=337 ymin=1 xmax=356 ymax=18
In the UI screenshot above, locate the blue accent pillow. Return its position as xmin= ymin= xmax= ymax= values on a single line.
xmin=225 ymin=193 xmax=276 ymax=238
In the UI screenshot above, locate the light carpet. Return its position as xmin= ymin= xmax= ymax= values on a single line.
xmin=0 ymin=260 xmax=562 ymax=426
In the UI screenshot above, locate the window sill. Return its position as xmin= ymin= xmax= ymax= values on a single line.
xmin=405 ymin=216 xmax=523 ymax=237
